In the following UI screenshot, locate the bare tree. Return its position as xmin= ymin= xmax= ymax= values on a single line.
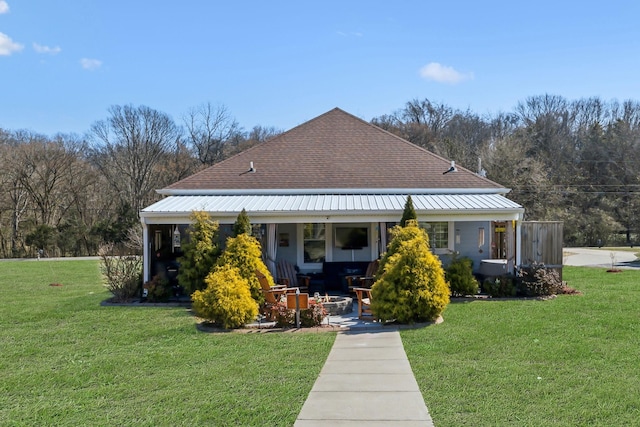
xmin=183 ymin=103 xmax=242 ymax=165
xmin=480 ymin=134 xmax=553 ymax=220
xmin=246 ymin=125 xmax=282 ymax=143
xmin=90 ymin=104 xmax=181 ymax=213
xmin=15 ymin=132 xmax=80 ymax=227
xmin=229 ymin=125 xmax=283 ymax=155
xmin=439 ymin=111 xmax=493 ymax=169
xmin=0 ymin=130 xmax=30 ymax=256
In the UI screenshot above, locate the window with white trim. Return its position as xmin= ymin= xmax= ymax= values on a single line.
xmin=421 ymin=222 xmax=449 ymax=250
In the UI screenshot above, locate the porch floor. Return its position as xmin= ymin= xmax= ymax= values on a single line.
xmin=248 ymin=293 xmax=384 ymax=330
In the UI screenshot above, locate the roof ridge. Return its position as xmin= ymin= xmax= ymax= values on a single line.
xmin=163 ymin=107 xmax=505 ymax=192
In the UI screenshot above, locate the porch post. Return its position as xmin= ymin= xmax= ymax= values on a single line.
xmin=379 ymin=222 xmax=387 ymax=256
xmin=266 ymin=223 xmax=277 ymax=278
xmin=142 ymin=221 xmax=150 ymax=283
xmin=506 ymin=220 xmax=515 ymax=274
xmin=515 ymin=219 xmax=522 ymax=271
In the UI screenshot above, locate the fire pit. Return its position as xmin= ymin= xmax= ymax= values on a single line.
xmin=318 ymin=296 xmax=353 ymax=316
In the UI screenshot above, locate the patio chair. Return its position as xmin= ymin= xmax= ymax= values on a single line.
xmin=276 ymin=259 xmax=310 ymax=292
xmin=256 ymin=270 xmax=298 ymax=303
xmin=354 ymin=287 xmax=375 ymax=320
xmin=346 ymin=260 xmax=379 ymax=293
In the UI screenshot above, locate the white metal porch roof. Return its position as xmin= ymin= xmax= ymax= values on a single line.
xmin=141 ymin=193 xmax=523 ymax=218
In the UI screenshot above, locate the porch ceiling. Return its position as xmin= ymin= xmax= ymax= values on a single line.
xmin=140 ymin=193 xmax=524 ymax=222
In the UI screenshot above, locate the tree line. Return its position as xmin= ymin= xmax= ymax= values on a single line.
xmin=1 ymin=95 xmax=639 ymax=257
xmin=372 ymin=95 xmax=640 ymax=247
xmin=0 ymin=103 xmax=280 ymax=258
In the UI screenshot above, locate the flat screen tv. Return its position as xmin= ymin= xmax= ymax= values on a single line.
xmin=335 ymin=227 xmax=368 ymax=250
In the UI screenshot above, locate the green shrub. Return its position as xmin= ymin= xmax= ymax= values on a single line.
xmin=143 ymin=274 xmax=173 ymax=302
xmin=232 ymin=208 xmax=252 ymax=236
xmin=518 ymin=261 xmax=563 ymax=296
xmin=191 ymin=264 xmax=258 ymax=329
xmin=445 ymin=256 xmax=479 ymax=297
xmin=483 ymin=275 xmax=516 ymax=298
xmin=177 ymin=211 xmax=221 ymax=294
xmin=217 ymin=233 xmax=274 ymax=305
xmin=400 ymin=195 xmax=417 ymax=227
xmin=371 ymin=221 xmax=450 ymax=323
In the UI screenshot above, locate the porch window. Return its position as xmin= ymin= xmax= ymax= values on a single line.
xmin=421 ymin=222 xmax=449 ymax=249
xmin=303 ymin=223 xmax=326 ymax=263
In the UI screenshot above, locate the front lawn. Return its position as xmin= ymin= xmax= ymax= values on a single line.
xmin=4 ymin=260 xmax=638 ymax=426
xmin=0 ymin=259 xmax=335 ymax=426
xmin=402 ymin=266 xmax=640 ymax=426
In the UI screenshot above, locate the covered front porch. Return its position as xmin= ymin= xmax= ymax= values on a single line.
xmin=139 ymin=192 xmax=525 ymax=287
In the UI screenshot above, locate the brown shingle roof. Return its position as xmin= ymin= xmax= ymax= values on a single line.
xmin=163 ymin=108 xmax=504 ymax=193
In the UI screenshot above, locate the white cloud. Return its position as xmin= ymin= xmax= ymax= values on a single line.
xmin=80 ymin=58 xmax=102 ymax=70
xmin=0 ymin=32 xmax=23 ymax=55
xmin=0 ymin=1 xmax=9 ymax=14
xmin=419 ymin=62 xmax=474 ymax=84
xmin=33 ymin=42 xmax=61 ymax=55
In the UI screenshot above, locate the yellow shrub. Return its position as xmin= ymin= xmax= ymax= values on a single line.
xmin=371 ymin=222 xmax=450 ymax=323
xmin=191 ymin=264 xmax=258 ymax=329
xmin=217 ymin=233 xmax=274 ymax=305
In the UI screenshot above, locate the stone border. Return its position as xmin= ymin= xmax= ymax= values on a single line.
xmin=101 ymin=297 xmax=445 ymax=334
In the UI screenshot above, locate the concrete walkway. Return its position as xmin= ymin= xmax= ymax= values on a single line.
xmin=295 ymin=329 xmax=434 ymax=426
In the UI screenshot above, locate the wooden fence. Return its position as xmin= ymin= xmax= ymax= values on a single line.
xmin=521 ymin=221 xmax=564 ymax=278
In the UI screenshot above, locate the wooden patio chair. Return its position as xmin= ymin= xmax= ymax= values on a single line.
xmin=276 ymin=259 xmax=310 ymax=292
xmin=256 ymin=269 xmax=297 ymax=303
xmin=346 ymin=260 xmax=379 ymax=293
xmin=354 ymin=287 xmax=375 ymax=320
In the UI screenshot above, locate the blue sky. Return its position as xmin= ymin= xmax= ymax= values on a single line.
xmin=2 ymin=1 xmax=640 ymax=137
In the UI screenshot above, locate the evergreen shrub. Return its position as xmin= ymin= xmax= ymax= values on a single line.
xmin=177 ymin=211 xmax=220 ymax=294
xmin=371 ymin=221 xmax=450 ymax=323
xmin=216 ymin=233 xmax=274 ymax=305
xmin=232 ymin=208 xmax=252 ymax=236
xmin=192 ymin=264 xmax=258 ymax=329
xmin=400 ymin=195 xmax=417 ymax=227
xmin=445 ymin=256 xmax=479 ymax=297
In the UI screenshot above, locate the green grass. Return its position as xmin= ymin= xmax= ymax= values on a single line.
xmin=4 ymin=260 xmax=640 ymax=426
xmin=402 ymin=266 xmax=640 ymax=426
xmin=0 ymin=260 xmax=335 ymax=426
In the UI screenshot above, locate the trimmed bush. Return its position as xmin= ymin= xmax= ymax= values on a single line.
xmin=445 ymin=256 xmax=479 ymax=297
xmin=371 ymin=221 xmax=450 ymax=323
xmin=217 ymin=233 xmax=274 ymax=305
xmin=192 ymin=264 xmax=258 ymax=329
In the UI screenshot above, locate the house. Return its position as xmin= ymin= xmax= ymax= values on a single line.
xmin=139 ymin=108 xmax=524 ymax=289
